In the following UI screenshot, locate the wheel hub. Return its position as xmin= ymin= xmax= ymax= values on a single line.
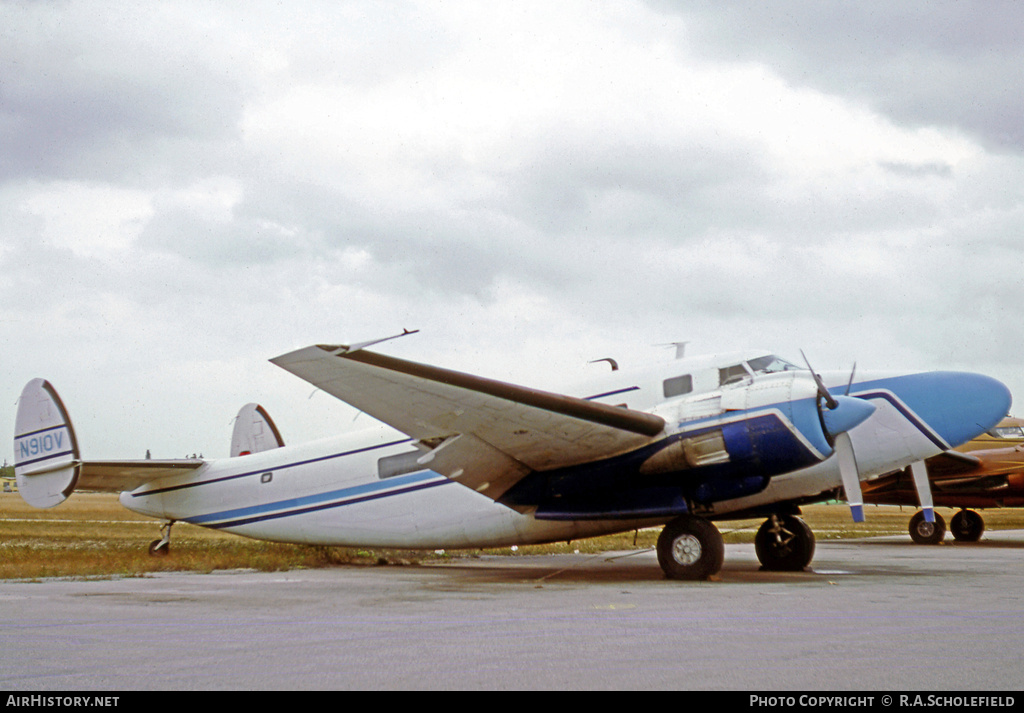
xmin=672 ymin=534 xmax=703 ymax=565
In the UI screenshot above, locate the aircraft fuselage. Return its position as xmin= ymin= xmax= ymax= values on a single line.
xmin=117 ymin=356 xmax=1011 ymax=549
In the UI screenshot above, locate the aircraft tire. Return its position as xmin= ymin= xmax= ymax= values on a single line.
xmin=148 ymin=539 xmax=170 ymax=557
xmin=908 ymin=510 xmax=946 ymax=545
xmin=656 ymin=516 xmax=724 ymax=581
xmin=950 ymin=509 xmax=985 ymax=542
xmin=754 ymin=515 xmax=815 ymax=571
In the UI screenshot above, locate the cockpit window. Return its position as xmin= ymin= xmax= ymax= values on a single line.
xmin=992 ymin=425 xmax=1024 ymax=439
xmin=719 ymin=364 xmax=749 ymax=385
xmin=746 ymin=355 xmax=801 ymax=374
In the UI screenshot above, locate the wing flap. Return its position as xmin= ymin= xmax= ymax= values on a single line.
xmin=417 ymin=433 xmax=531 ymax=501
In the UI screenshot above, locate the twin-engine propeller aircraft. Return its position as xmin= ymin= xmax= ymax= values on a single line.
xmin=13 ymin=332 xmax=1012 ymax=580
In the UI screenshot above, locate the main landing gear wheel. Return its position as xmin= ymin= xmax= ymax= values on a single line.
xmin=754 ymin=514 xmax=815 ymax=571
xmin=656 ymin=515 xmax=725 ymax=581
xmin=909 ymin=510 xmax=946 ymax=544
xmin=951 ymin=509 xmax=985 ymax=542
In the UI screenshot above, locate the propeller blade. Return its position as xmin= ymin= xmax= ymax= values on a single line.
xmin=909 ymin=460 xmax=935 ymax=523
xmin=800 ymin=350 xmax=838 ymax=409
xmin=845 ymin=363 xmax=857 ymax=396
xmin=834 ymin=431 xmax=865 ymax=522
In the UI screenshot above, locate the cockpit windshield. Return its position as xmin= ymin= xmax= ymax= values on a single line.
xmin=746 ymin=355 xmax=802 ymax=375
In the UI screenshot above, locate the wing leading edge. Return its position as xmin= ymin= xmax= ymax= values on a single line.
xmin=271 ymin=344 xmax=666 ymax=499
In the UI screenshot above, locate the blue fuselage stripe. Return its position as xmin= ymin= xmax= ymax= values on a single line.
xmin=584 ymin=386 xmax=641 ymax=401
xmin=852 ymin=389 xmax=949 ymax=450
xmin=188 ymin=471 xmax=451 ymax=529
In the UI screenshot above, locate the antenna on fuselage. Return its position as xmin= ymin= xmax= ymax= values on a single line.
xmin=588 ymin=357 xmax=619 ymax=371
xmin=656 ymin=341 xmax=689 ymax=359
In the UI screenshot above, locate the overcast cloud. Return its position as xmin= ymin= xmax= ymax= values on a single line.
xmin=2 ymin=1 xmax=1023 ymax=461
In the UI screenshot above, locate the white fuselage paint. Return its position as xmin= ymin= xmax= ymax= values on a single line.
xmin=121 ymin=425 xmax=660 ymax=547
xmin=117 ymin=356 xmax=987 ymax=548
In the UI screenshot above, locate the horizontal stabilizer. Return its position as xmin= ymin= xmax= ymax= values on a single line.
xmin=13 ymin=378 xmax=205 ymax=508
xmin=78 ymin=459 xmax=204 ymax=492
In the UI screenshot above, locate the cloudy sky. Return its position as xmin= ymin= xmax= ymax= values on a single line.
xmin=3 ymin=0 xmax=1023 ymax=463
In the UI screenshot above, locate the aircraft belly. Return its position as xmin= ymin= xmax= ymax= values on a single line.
xmin=707 ymin=461 xmax=839 ymax=516
xmin=217 ymin=481 xmax=648 ymax=549
xmin=119 ymin=427 xmax=662 ymax=549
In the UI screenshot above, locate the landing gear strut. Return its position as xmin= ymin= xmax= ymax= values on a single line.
xmin=148 ymin=520 xmax=175 ymax=557
xmin=656 ymin=515 xmax=724 ymax=581
xmin=909 ymin=510 xmax=945 ymax=545
xmin=754 ymin=514 xmax=815 ymax=571
xmin=950 ymin=509 xmax=984 ymax=542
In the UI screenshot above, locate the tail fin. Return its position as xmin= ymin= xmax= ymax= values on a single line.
xmin=14 ymin=379 xmax=81 ymax=508
xmin=230 ymin=403 xmax=285 ymax=457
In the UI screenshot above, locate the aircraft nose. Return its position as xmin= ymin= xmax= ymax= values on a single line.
xmin=902 ymin=371 xmax=1012 ymax=448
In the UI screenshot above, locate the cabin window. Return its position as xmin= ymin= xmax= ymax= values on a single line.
xmin=663 ymin=374 xmax=693 ymax=398
xmin=378 ymin=451 xmax=425 ymax=480
xmin=260 ymin=472 xmax=273 ymax=484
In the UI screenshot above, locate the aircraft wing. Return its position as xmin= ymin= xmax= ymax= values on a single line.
xmin=922 ymin=450 xmax=983 ymax=478
xmin=77 ymin=459 xmax=205 ymax=492
xmin=870 ymin=444 xmax=1024 ymax=495
xmin=270 ymin=344 xmax=666 ymax=500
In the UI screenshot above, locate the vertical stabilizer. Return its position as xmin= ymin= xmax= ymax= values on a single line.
xmin=14 ymin=379 xmax=81 ymax=508
xmin=230 ymin=403 xmax=285 ymax=457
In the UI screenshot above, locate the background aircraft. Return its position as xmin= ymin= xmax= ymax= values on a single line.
xmin=13 ymin=335 xmax=1011 ymax=580
xmin=955 ymin=416 xmax=1024 ymax=452
xmin=861 ymin=417 xmax=1024 ymax=544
